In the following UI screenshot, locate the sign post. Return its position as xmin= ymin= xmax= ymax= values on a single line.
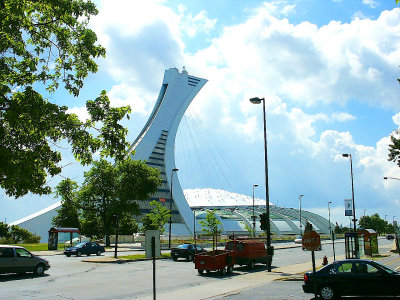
xmin=302 ymin=230 xmax=321 ymax=299
xmin=344 ymin=199 xmax=353 ymax=216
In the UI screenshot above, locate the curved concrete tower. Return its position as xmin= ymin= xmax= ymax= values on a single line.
xmin=129 ymin=67 xmax=207 ymax=235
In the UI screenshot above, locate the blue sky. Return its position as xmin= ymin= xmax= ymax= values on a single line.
xmin=2 ymin=0 xmax=400 ymax=228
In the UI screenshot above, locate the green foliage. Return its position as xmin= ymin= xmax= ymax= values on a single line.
xmin=199 ymin=210 xmax=222 ymax=250
xmin=0 ymin=222 xmax=9 ymax=238
xmin=141 ymin=200 xmax=171 ymax=234
xmin=397 ymin=0 xmax=399 ymax=4
xmin=52 ymin=179 xmax=80 ymax=229
xmin=0 ymin=0 xmax=131 ymax=198
xmin=79 ymin=158 xmax=161 ymax=245
xmin=8 ymin=225 xmax=41 ymax=244
xmin=304 ymin=220 xmax=313 ymax=233
xmin=358 ymin=213 xmax=391 ymax=234
xmin=118 ymin=213 xmax=139 ymax=235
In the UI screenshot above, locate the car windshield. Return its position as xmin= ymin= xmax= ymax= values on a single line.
xmin=74 ymin=243 xmax=86 ymax=248
xmin=374 ymin=261 xmax=398 ymax=274
xmin=178 ymin=244 xmax=190 ymax=249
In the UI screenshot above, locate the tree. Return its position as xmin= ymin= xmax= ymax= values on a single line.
xmin=0 ymin=0 xmax=131 ymax=197
xmin=0 ymin=222 xmax=9 ymax=238
xmin=118 ymin=213 xmax=139 ymax=235
xmin=304 ymin=220 xmax=313 ymax=233
xmin=141 ymin=200 xmax=171 ymax=234
xmin=199 ymin=210 xmax=222 ymax=251
xmin=8 ymin=225 xmax=41 ymax=243
xmin=79 ymin=158 xmax=161 ymax=246
xmin=358 ymin=213 xmax=388 ymax=234
xmin=52 ymin=179 xmax=80 ymax=229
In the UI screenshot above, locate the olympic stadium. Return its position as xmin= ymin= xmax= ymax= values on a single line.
xmin=11 ymin=68 xmax=333 ymax=242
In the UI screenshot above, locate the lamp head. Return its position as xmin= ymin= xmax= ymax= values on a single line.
xmin=342 ymin=153 xmax=349 ymax=158
xmin=172 ymin=168 xmax=179 ymax=172
xmin=384 ymin=177 xmax=388 ymax=180
xmin=249 ymin=97 xmax=263 ymax=104
xmin=254 ymin=184 xmax=259 ymax=187
xmin=300 ymin=194 xmax=304 ymax=197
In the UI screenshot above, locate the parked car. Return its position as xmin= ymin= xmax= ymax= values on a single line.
xmin=64 ymin=242 xmax=105 ymax=257
xmin=171 ymin=243 xmax=206 ymax=261
xmin=303 ymin=259 xmax=400 ymax=300
xmin=225 ymin=240 xmax=270 ymax=269
xmin=0 ymin=245 xmax=50 ymax=276
xmin=386 ymin=234 xmax=395 ymax=240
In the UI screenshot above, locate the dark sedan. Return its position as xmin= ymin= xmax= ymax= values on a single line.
xmin=64 ymin=242 xmax=105 ymax=257
xmin=303 ymin=259 xmax=400 ymax=300
xmin=171 ymin=243 xmax=206 ymax=261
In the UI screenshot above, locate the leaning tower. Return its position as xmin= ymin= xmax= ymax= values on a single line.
xmin=129 ymin=67 xmax=207 ymax=235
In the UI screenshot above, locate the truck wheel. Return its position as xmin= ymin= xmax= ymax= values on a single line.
xmin=248 ymin=260 xmax=255 ymax=270
xmin=198 ymin=269 xmax=204 ymax=275
xmin=227 ymin=265 xmax=233 ymax=274
xmin=206 ymin=270 xmax=211 ymax=274
xmin=219 ymin=267 xmax=227 ymax=276
xmin=172 ymin=256 xmax=178 ymax=261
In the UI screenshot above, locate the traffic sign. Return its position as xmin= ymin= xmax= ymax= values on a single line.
xmin=302 ymin=230 xmax=321 ymax=251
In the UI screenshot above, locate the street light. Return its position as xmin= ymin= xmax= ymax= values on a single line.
xmin=385 ymin=215 xmax=388 ymax=221
xmin=169 ymin=168 xmax=179 ymax=249
xmin=384 ymin=176 xmax=400 ymax=180
xmin=328 ymin=201 xmax=336 ymax=261
xmin=249 ymin=96 xmax=273 ymax=272
xmin=342 ymin=153 xmax=359 ymax=258
xmin=393 ymin=216 xmax=396 ymax=225
xmin=252 ymin=184 xmax=259 ymax=237
xmin=299 ymin=195 xmax=304 ymax=237
xmin=364 ymin=209 xmax=367 ymax=216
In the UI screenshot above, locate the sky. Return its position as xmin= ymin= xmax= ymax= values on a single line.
xmin=1 ymin=0 xmax=400 ymax=229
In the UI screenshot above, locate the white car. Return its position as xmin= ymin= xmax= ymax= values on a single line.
xmin=294 ymin=236 xmax=302 ymax=244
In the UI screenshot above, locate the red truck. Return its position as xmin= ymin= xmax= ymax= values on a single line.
xmin=225 ymin=239 xmax=270 ymax=269
xmin=194 ymin=250 xmax=235 ymax=276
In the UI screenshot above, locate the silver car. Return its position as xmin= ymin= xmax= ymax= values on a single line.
xmin=0 ymin=245 xmax=50 ymax=276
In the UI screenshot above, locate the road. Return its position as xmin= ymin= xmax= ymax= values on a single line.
xmin=0 ymin=238 xmax=397 ymax=299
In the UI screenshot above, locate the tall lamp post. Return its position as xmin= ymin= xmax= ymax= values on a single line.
xmin=169 ymin=168 xmax=179 ymax=249
xmin=384 ymin=176 xmax=400 ymax=180
xmin=342 ymin=153 xmax=358 ymax=258
xmin=299 ymin=194 xmax=304 ymax=237
xmin=252 ymin=184 xmax=259 ymax=237
xmin=250 ymin=97 xmax=273 ymax=272
xmin=328 ymin=201 xmax=336 ymax=261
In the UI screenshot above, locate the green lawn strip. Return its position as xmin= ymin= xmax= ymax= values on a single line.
xmin=11 ymin=243 xmax=65 ymax=251
xmin=119 ymin=253 xmax=171 ymax=260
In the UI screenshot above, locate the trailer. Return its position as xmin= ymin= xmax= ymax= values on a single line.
xmin=194 ymin=250 xmax=235 ymax=276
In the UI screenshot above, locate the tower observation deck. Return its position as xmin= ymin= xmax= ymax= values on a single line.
xmin=129 ymin=67 xmax=207 ymax=234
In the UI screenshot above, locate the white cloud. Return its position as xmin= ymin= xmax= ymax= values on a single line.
xmin=178 ymin=5 xmax=217 ymax=37
xmin=363 ymin=0 xmax=378 ymax=9
xmin=67 ymin=106 xmax=90 ymax=122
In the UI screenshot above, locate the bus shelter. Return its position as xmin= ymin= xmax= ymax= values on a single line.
xmin=358 ymin=229 xmax=378 ymax=257
xmin=48 ymin=227 xmax=80 ymax=250
xmin=345 ymin=232 xmax=361 ymax=259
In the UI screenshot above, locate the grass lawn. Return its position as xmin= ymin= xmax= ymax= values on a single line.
xmin=119 ymin=253 xmax=171 ymax=260
xmin=10 ymin=243 xmax=65 ymax=251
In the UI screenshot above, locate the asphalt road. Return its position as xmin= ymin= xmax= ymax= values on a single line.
xmin=0 ymin=238 xmax=397 ymax=300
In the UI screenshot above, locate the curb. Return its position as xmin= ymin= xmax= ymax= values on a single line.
xmin=82 ymin=256 xmax=171 ymax=263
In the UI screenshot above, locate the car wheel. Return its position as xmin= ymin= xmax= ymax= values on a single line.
xmin=219 ymin=267 xmax=227 ymax=276
xmin=77 ymin=251 xmax=82 ymax=257
xmin=34 ymin=264 xmax=45 ymax=276
xmin=198 ymin=269 xmax=204 ymax=275
xmin=66 ymin=253 xmax=71 ymax=257
xmin=248 ymin=260 xmax=255 ymax=270
xmin=320 ymin=285 xmax=336 ymax=300
xmin=96 ymin=250 xmax=101 ymax=256
xmin=227 ymin=265 xmax=233 ymax=274
xmin=87 ymin=253 xmax=91 ymax=256
xmin=172 ymin=256 xmax=178 ymax=261
xmin=187 ymin=254 xmax=193 ymax=261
